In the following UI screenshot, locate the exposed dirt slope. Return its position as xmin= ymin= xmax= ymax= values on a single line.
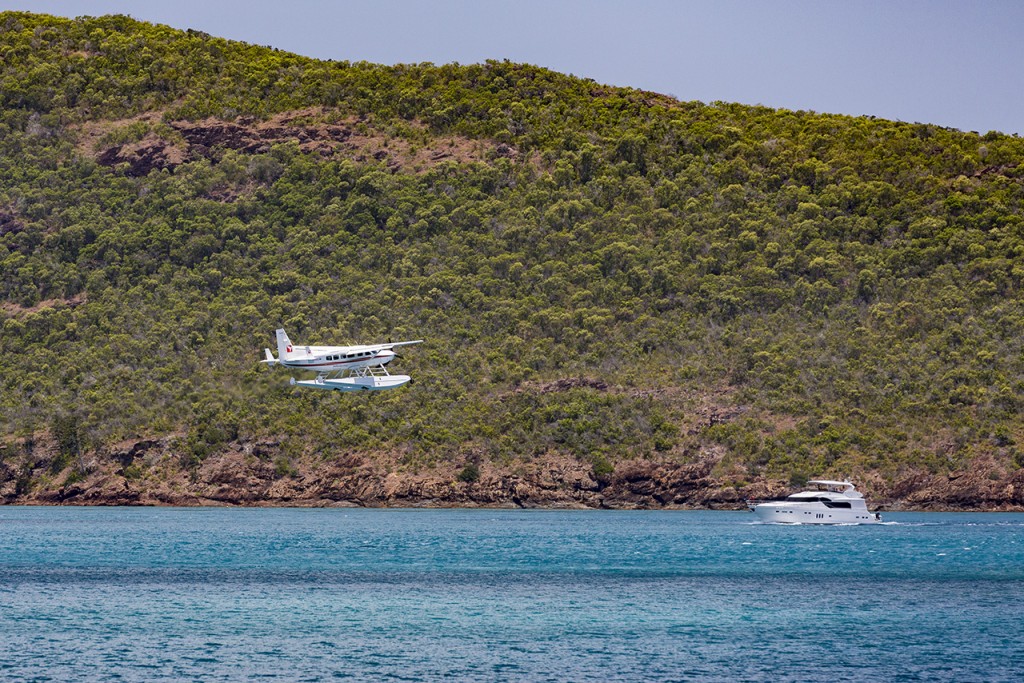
xmin=75 ymin=108 xmax=519 ymax=177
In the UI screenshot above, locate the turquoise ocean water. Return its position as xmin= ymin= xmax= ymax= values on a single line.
xmin=1 ymin=507 xmax=1023 ymax=682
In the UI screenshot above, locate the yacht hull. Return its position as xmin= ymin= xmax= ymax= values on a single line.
xmin=752 ymin=504 xmax=880 ymax=524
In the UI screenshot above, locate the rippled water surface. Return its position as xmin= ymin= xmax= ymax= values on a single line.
xmin=2 ymin=508 xmax=1023 ymax=681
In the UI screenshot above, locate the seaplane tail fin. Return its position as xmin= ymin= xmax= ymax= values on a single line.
xmin=262 ymin=348 xmax=277 ymax=365
xmin=276 ymin=328 xmax=296 ymax=360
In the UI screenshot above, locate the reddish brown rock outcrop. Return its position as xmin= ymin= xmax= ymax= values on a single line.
xmin=2 ymin=436 xmax=1022 ymax=510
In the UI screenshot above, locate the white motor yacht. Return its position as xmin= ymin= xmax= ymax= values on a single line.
xmin=748 ymin=480 xmax=881 ymax=524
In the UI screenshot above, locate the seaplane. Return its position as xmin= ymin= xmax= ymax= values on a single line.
xmin=262 ymin=328 xmax=422 ymax=392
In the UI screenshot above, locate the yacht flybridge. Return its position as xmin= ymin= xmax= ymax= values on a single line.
xmin=748 ymin=480 xmax=881 ymax=524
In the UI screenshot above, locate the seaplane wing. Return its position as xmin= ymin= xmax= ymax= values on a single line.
xmin=262 ymin=329 xmax=421 ymax=392
xmin=378 ymin=340 xmax=424 ymax=350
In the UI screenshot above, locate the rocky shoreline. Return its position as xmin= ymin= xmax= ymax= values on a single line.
xmin=3 ymin=437 xmax=1024 ymax=512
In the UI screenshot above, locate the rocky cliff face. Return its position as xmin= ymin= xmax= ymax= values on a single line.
xmin=3 ymin=436 xmax=1023 ymax=511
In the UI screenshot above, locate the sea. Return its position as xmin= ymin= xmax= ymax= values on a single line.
xmin=1 ymin=508 xmax=1022 ymax=682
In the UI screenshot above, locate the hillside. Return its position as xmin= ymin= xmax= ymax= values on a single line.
xmin=2 ymin=12 xmax=1023 ymax=509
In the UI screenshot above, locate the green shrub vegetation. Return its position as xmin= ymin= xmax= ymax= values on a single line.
xmin=1 ymin=12 xmax=1022 ymax=485
xmin=457 ymin=463 xmax=481 ymax=484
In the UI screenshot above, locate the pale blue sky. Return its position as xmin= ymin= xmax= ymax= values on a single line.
xmin=3 ymin=0 xmax=1022 ymax=135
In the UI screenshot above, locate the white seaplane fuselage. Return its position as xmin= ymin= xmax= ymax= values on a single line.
xmin=275 ymin=344 xmax=399 ymax=373
xmin=263 ymin=329 xmax=421 ymax=392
